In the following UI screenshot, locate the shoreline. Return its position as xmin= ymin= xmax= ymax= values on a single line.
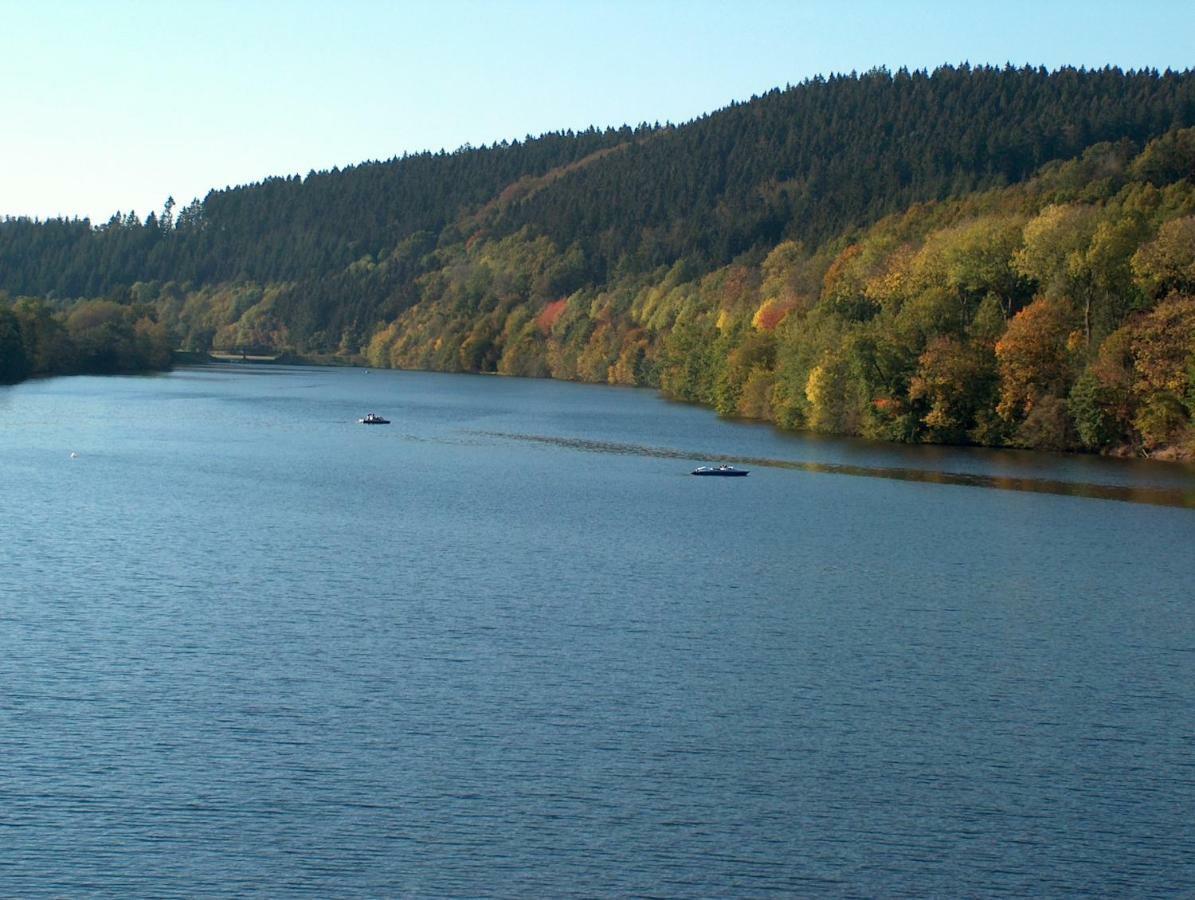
xmin=180 ymin=353 xmax=1195 ymax=466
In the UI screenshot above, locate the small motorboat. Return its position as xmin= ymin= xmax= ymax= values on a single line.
xmin=359 ymin=413 xmax=390 ymax=425
xmin=691 ymin=465 xmax=748 ymax=476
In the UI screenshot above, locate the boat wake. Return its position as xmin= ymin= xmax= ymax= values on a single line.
xmin=474 ymin=431 xmax=1195 ymax=509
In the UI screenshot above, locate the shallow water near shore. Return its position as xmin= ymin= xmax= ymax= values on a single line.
xmin=2 ymin=364 xmax=1194 ymax=896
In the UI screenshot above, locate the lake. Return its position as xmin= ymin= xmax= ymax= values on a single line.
xmin=2 ymin=364 xmax=1194 ymax=896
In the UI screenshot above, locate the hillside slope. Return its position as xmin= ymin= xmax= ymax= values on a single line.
xmin=3 ymin=65 xmax=1195 ymax=456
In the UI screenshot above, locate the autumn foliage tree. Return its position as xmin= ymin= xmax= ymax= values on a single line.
xmin=908 ymin=336 xmax=997 ymax=443
xmin=995 ymin=297 xmax=1080 ymax=421
xmin=1128 ymin=295 xmax=1195 ymax=448
xmin=1131 ymin=217 xmax=1195 ymax=299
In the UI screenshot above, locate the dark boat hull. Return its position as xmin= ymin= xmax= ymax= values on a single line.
xmin=692 ymin=468 xmax=748 ymax=476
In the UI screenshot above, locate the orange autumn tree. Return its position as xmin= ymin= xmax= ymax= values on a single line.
xmin=751 ymin=297 xmax=798 ymax=331
xmin=536 ymin=298 xmax=568 ymax=334
xmin=995 ymin=296 xmax=1080 ymax=421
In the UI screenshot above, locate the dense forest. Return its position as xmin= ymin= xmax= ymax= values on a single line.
xmin=3 ymin=65 xmax=1195 ymax=457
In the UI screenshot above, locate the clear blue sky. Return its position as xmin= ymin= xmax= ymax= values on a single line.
xmin=2 ymin=0 xmax=1193 ymax=223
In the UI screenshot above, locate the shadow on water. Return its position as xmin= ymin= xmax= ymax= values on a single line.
xmin=479 ymin=431 xmax=1195 ymax=510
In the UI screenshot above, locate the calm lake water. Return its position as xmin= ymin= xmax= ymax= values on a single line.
xmin=2 ymin=364 xmax=1194 ymax=896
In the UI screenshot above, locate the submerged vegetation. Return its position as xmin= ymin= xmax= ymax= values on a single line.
xmin=3 ymin=65 xmax=1195 ymax=456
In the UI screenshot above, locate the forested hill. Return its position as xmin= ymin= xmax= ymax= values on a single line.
xmin=3 ymin=65 xmax=1195 ymax=458
xmin=486 ymin=65 xmax=1195 ymax=273
xmin=5 ymin=65 xmax=1194 ymax=301
xmin=0 ymin=126 xmax=643 ymax=296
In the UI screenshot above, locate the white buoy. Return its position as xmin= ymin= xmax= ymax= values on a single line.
xmin=70 ymin=452 xmax=79 ymax=459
